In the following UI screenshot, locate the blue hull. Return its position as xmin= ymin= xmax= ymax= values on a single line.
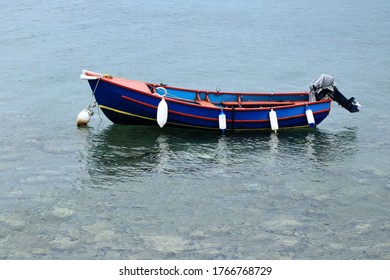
xmin=82 ymin=71 xmax=332 ymax=131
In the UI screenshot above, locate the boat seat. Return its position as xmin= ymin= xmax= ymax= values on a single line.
xmin=195 ymin=91 xmax=216 ymax=107
xmin=197 ymin=100 xmax=217 ymax=107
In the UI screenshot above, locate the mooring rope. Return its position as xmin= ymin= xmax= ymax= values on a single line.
xmin=86 ymin=76 xmax=103 ymax=121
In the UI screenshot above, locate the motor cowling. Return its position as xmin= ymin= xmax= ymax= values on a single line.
xmin=309 ymin=74 xmax=360 ymax=113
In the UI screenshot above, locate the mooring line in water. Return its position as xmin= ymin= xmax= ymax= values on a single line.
xmin=77 ymin=75 xmax=103 ymax=126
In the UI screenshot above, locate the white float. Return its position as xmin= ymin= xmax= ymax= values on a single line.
xmin=76 ymin=109 xmax=93 ymax=126
xmin=155 ymin=87 xmax=168 ymax=128
xmin=218 ymin=110 xmax=227 ymax=130
xmin=269 ymin=109 xmax=279 ymax=132
xmin=305 ymin=106 xmax=315 ymax=127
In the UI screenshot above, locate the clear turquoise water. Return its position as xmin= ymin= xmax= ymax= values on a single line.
xmin=1 ymin=0 xmax=389 ymax=259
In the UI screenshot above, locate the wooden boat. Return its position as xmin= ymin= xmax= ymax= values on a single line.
xmin=79 ymin=70 xmax=360 ymax=131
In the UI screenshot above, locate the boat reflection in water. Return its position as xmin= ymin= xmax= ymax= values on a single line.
xmin=82 ymin=125 xmax=358 ymax=190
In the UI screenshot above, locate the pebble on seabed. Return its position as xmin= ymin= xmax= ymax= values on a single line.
xmin=51 ymin=207 xmax=75 ymax=219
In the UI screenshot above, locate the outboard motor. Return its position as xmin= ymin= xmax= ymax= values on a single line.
xmin=309 ymin=74 xmax=361 ymax=113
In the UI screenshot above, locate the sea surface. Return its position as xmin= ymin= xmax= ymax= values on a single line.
xmin=1 ymin=0 xmax=389 ymax=259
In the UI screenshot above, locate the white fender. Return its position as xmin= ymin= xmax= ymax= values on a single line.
xmin=218 ymin=110 xmax=227 ymax=130
xmin=77 ymin=109 xmax=93 ymax=126
xmin=305 ymin=107 xmax=315 ymax=127
xmin=269 ymin=109 xmax=279 ymax=132
xmin=157 ymin=97 xmax=168 ymax=128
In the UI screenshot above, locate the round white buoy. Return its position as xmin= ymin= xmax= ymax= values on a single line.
xmin=77 ymin=109 xmax=93 ymax=126
xmin=218 ymin=110 xmax=227 ymax=130
xmin=305 ymin=107 xmax=315 ymax=127
xmin=157 ymin=97 xmax=168 ymax=128
xmin=269 ymin=109 xmax=279 ymax=132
